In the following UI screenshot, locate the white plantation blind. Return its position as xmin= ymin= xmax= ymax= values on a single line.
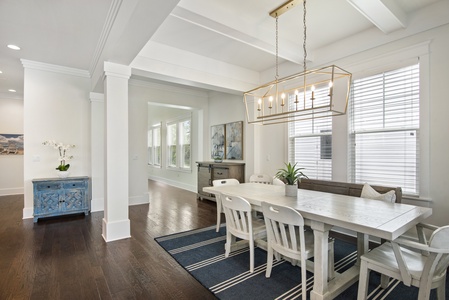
xmin=166 ymin=115 xmax=191 ymax=171
xmin=349 ymin=63 xmax=420 ymax=194
xmin=288 ymin=88 xmax=332 ymax=180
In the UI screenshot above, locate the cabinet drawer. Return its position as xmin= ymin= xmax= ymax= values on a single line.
xmin=213 ymin=168 xmax=229 ymax=179
xmin=63 ymin=181 xmax=86 ymax=189
xmin=36 ymin=183 xmax=62 ymax=191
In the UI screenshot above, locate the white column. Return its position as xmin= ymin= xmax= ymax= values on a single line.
xmin=102 ymin=62 xmax=131 ymax=242
xmin=90 ymin=92 xmax=105 ymax=212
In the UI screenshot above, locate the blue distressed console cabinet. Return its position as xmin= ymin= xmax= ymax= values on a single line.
xmin=32 ymin=176 xmax=90 ymax=222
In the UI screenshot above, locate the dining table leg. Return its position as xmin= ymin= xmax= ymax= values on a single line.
xmin=310 ymin=221 xmax=333 ymax=300
xmin=356 ymin=232 xmax=369 ymax=266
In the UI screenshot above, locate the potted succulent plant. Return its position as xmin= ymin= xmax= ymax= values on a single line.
xmin=275 ymin=162 xmax=308 ymax=197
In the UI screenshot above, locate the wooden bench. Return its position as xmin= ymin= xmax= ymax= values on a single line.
xmin=298 ymin=178 xmax=402 ymax=203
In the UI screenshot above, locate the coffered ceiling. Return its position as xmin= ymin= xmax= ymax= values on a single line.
xmin=0 ymin=0 xmax=446 ymax=98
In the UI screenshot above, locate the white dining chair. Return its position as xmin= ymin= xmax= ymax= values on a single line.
xmin=221 ymin=194 xmax=266 ymax=273
xmin=357 ymin=223 xmax=449 ymax=300
xmin=272 ymin=177 xmax=285 ymax=186
xmin=212 ymin=179 xmax=240 ymax=232
xmin=249 ymin=174 xmax=273 ymax=184
xmin=261 ymin=202 xmax=334 ymax=300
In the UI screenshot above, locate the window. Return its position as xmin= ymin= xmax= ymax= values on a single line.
xmin=147 ymin=129 xmax=153 ymax=165
xmin=166 ymin=116 xmax=191 ymax=171
xmin=349 ymin=64 xmax=419 ymax=195
xmin=167 ymin=123 xmax=177 ymax=167
xmin=288 ymin=87 xmax=332 ymax=180
xmin=148 ymin=124 xmax=161 ymax=167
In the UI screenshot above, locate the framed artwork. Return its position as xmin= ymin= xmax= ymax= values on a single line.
xmin=0 ymin=133 xmax=24 ymax=155
xmin=225 ymin=121 xmax=243 ymax=160
xmin=211 ymin=124 xmax=225 ymax=159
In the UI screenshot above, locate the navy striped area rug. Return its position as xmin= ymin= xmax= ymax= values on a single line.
xmin=155 ymin=225 xmax=446 ymax=299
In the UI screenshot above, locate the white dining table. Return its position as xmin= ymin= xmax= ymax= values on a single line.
xmin=203 ymin=183 xmax=432 ymax=300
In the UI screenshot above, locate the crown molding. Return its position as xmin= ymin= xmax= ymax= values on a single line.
xmin=21 ymin=59 xmax=90 ymax=78
xmin=89 ymin=0 xmax=123 ymax=75
xmin=89 ymin=92 xmax=104 ymax=103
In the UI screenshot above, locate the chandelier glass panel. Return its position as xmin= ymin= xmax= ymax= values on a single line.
xmin=243 ymin=0 xmax=352 ymax=125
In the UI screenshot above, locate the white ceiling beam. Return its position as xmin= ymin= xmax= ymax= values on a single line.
xmin=170 ymin=6 xmax=305 ymax=65
xmin=346 ymin=0 xmax=406 ymax=34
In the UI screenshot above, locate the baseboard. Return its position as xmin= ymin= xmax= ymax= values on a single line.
xmin=129 ymin=193 xmax=149 ymax=206
xmin=102 ymin=218 xmax=131 ymax=242
xmin=148 ymin=175 xmax=196 ymax=193
xmin=0 ymin=187 xmax=24 ymax=196
xmin=22 ymin=207 xmax=33 ymax=219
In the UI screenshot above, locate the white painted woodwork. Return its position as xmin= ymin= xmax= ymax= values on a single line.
xmin=357 ymin=225 xmax=449 ymax=299
xmin=102 ymin=62 xmax=131 ymax=242
xmin=89 ymin=92 xmax=105 ymax=212
xmin=204 ymin=183 xmax=432 ymax=300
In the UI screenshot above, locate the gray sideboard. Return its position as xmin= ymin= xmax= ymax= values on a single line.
xmin=32 ymin=176 xmax=90 ymax=222
xmin=196 ymin=161 xmax=245 ymax=201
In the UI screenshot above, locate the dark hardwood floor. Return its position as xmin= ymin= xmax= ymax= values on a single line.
xmin=0 ymin=180 xmax=218 ymax=300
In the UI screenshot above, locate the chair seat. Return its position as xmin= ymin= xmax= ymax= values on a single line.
xmin=358 ymin=224 xmax=449 ymax=300
xmin=272 ymin=228 xmax=315 ymax=260
xmin=362 ymin=242 xmax=428 ymax=280
xmin=230 ymin=218 xmax=266 ymax=240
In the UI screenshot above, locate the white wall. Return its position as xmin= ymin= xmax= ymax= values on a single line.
xmin=128 ymin=80 xmax=209 ymax=193
xmin=22 ymin=63 xmax=91 ymax=219
xmin=0 ymin=96 xmax=24 ymax=195
xmin=208 ymin=92 xmax=252 ymax=181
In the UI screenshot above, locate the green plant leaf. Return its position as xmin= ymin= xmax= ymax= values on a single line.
xmin=274 ymin=162 xmax=308 ymax=185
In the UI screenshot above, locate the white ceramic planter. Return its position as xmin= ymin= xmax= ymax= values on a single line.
xmin=57 ymin=171 xmax=70 ymax=178
xmin=285 ymin=184 xmax=297 ymax=197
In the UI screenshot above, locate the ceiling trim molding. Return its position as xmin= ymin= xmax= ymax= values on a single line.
xmin=89 ymin=0 xmax=123 ymax=75
xmin=21 ymin=59 xmax=90 ymax=78
xmin=346 ymin=0 xmax=406 ymax=34
xmin=129 ymin=78 xmax=209 ymax=98
xmin=170 ymin=6 xmax=304 ymax=65
xmin=89 ymin=92 xmax=104 ymax=103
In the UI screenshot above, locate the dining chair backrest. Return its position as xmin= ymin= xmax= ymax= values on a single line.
xmin=262 ymin=202 xmax=313 ymax=300
xmin=428 ymin=226 xmax=449 ymax=276
xmin=249 ymin=174 xmax=272 ymax=184
xmin=212 ymin=178 xmax=240 ymax=232
xmin=213 ymin=178 xmax=240 ymax=186
xmin=262 ymin=201 xmax=307 ymax=254
xmin=272 ymin=177 xmax=285 ymax=186
xmin=221 ymin=194 xmax=253 ymax=239
xmin=221 ymin=194 xmax=266 ymax=273
xmin=357 ymin=223 xmax=449 ymax=300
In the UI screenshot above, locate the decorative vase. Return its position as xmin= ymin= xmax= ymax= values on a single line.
xmin=285 ymin=184 xmax=297 ymax=197
xmin=57 ymin=171 xmax=70 ymax=178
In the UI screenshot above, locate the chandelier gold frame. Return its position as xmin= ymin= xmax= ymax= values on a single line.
xmin=243 ymin=0 xmax=352 ymax=125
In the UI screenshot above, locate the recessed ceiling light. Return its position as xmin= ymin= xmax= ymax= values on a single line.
xmin=0 ymin=70 xmax=2 ymax=74
xmin=8 ymin=89 xmax=16 ymax=92
xmin=7 ymin=44 xmax=21 ymax=50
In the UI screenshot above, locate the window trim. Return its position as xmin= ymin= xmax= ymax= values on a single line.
xmin=148 ymin=123 xmax=162 ymax=168
xmin=347 ymin=53 xmax=429 ymax=198
xmin=165 ymin=114 xmax=192 ymax=172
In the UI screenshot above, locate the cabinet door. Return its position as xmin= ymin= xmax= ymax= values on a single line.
xmin=63 ymin=181 xmax=87 ymax=211
xmin=35 ymin=190 xmax=61 ymax=214
xmin=198 ymin=165 xmax=211 ymax=196
xmin=35 ymin=182 xmax=62 ymax=215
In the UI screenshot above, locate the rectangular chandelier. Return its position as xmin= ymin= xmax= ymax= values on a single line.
xmin=243 ymin=64 xmax=352 ymax=125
